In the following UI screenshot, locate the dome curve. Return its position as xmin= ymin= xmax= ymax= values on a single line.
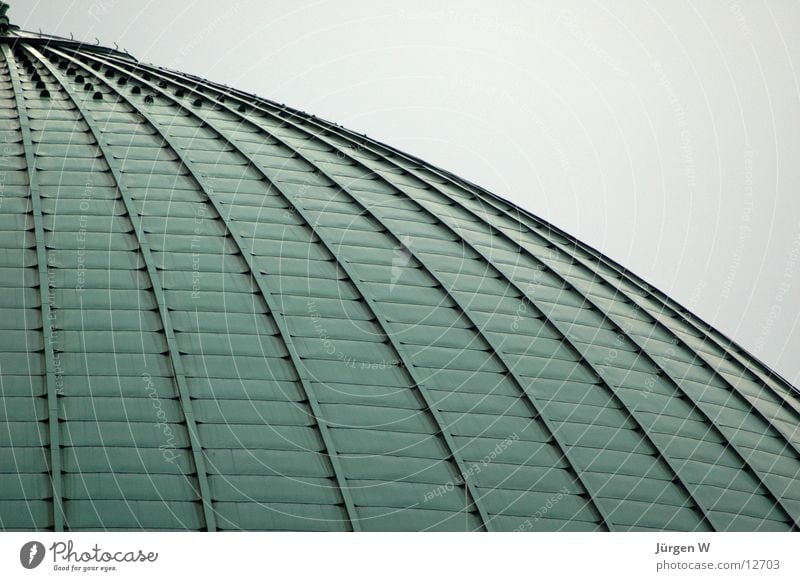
xmin=0 ymin=28 xmax=799 ymax=532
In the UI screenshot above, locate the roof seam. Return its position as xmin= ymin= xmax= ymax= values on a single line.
xmin=74 ymin=49 xmax=495 ymax=532
xmin=337 ymin=131 xmax=800 ymax=531
xmin=367 ymin=147 xmax=800 ymax=529
xmin=145 ymin=60 xmax=800 ymax=401
xmin=299 ymin=158 xmax=710 ymax=529
xmin=8 ymin=36 xmax=796 ymax=532
xmin=1 ymin=42 xmax=65 ymax=532
xmin=358 ymin=124 xmax=800 ymax=415
xmin=458 ymin=182 xmax=800 ymax=428
xmin=45 ymin=45 xmax=363 ymax=532
xmin=80 ymin=55 xmax=724 ymax=532
xmin=252 ymin=109 xmax=726 ymax=532
xmin=242 ymin=120 xmax=617 ymax=531
xmin=27 ymin=44 xmax=218 ymax=532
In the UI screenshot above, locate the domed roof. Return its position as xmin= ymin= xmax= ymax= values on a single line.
xmin=1 ymin=15 xmax=799 ymax=532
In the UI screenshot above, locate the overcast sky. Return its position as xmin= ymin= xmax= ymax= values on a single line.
xmin=11 ymin=0 xmax=800 ymax=385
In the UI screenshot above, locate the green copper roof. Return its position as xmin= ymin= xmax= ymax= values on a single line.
xmin=0 ymin=24 xmax=799 ymax=532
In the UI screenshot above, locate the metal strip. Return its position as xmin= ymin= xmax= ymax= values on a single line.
xmin=201 ymin=65 xmax=800 ymax=415
xmin=44 ymin=46 xmax=364 ymax=532
xmin=2 ymin=41 xmax=65 ymax=532
xmin=244 ymin=116 xmax=714 ymax=531
xmin=65 ymin=48 xmax=494 ymax=531
xmin=179 ymin=101 xmax=616 ymax=530
xmin=56 ymin=44 xmax=799 ymax=530
xmin=131 ymin=61 xmax=799 ymax=417
xmin=146 ymin=77 xmax=716 ymax=530
xmin=27 ymin=45 xmax=218 ymax=531
xmin=319 ymin=127 xmax=800 ymax=530
xmin=249 ymin=143 xmax=614 ymax=530
xmin=354 ymin=128 xmax=800 ymax=422
xmin=273 ymin=49 xmax=800 ymax=528
xmin=475 ymin=192 xmax=800 ymax=409
xmin=411 ymin=163 xmax=800 ymax=425
xmin=366 ymin=150 xmax=800 ymax=529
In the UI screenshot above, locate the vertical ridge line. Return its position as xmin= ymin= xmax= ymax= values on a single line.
xmin=312 ymin=124 xmax=800 ymax=530
xmin=2 ymin=41 xmax=65 ymax=533
xmin=64 ymin=48 xmax=494 ymax=531
xmin=27 ymin=45 xmax=218 ymax=532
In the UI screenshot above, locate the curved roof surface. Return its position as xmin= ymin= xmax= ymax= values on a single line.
xmin=0 ymin=19 xmax=799 ymax=532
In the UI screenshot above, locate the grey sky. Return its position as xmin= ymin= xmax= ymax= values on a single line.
xmin=11 ymin=0 xmax=800 ymax=385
